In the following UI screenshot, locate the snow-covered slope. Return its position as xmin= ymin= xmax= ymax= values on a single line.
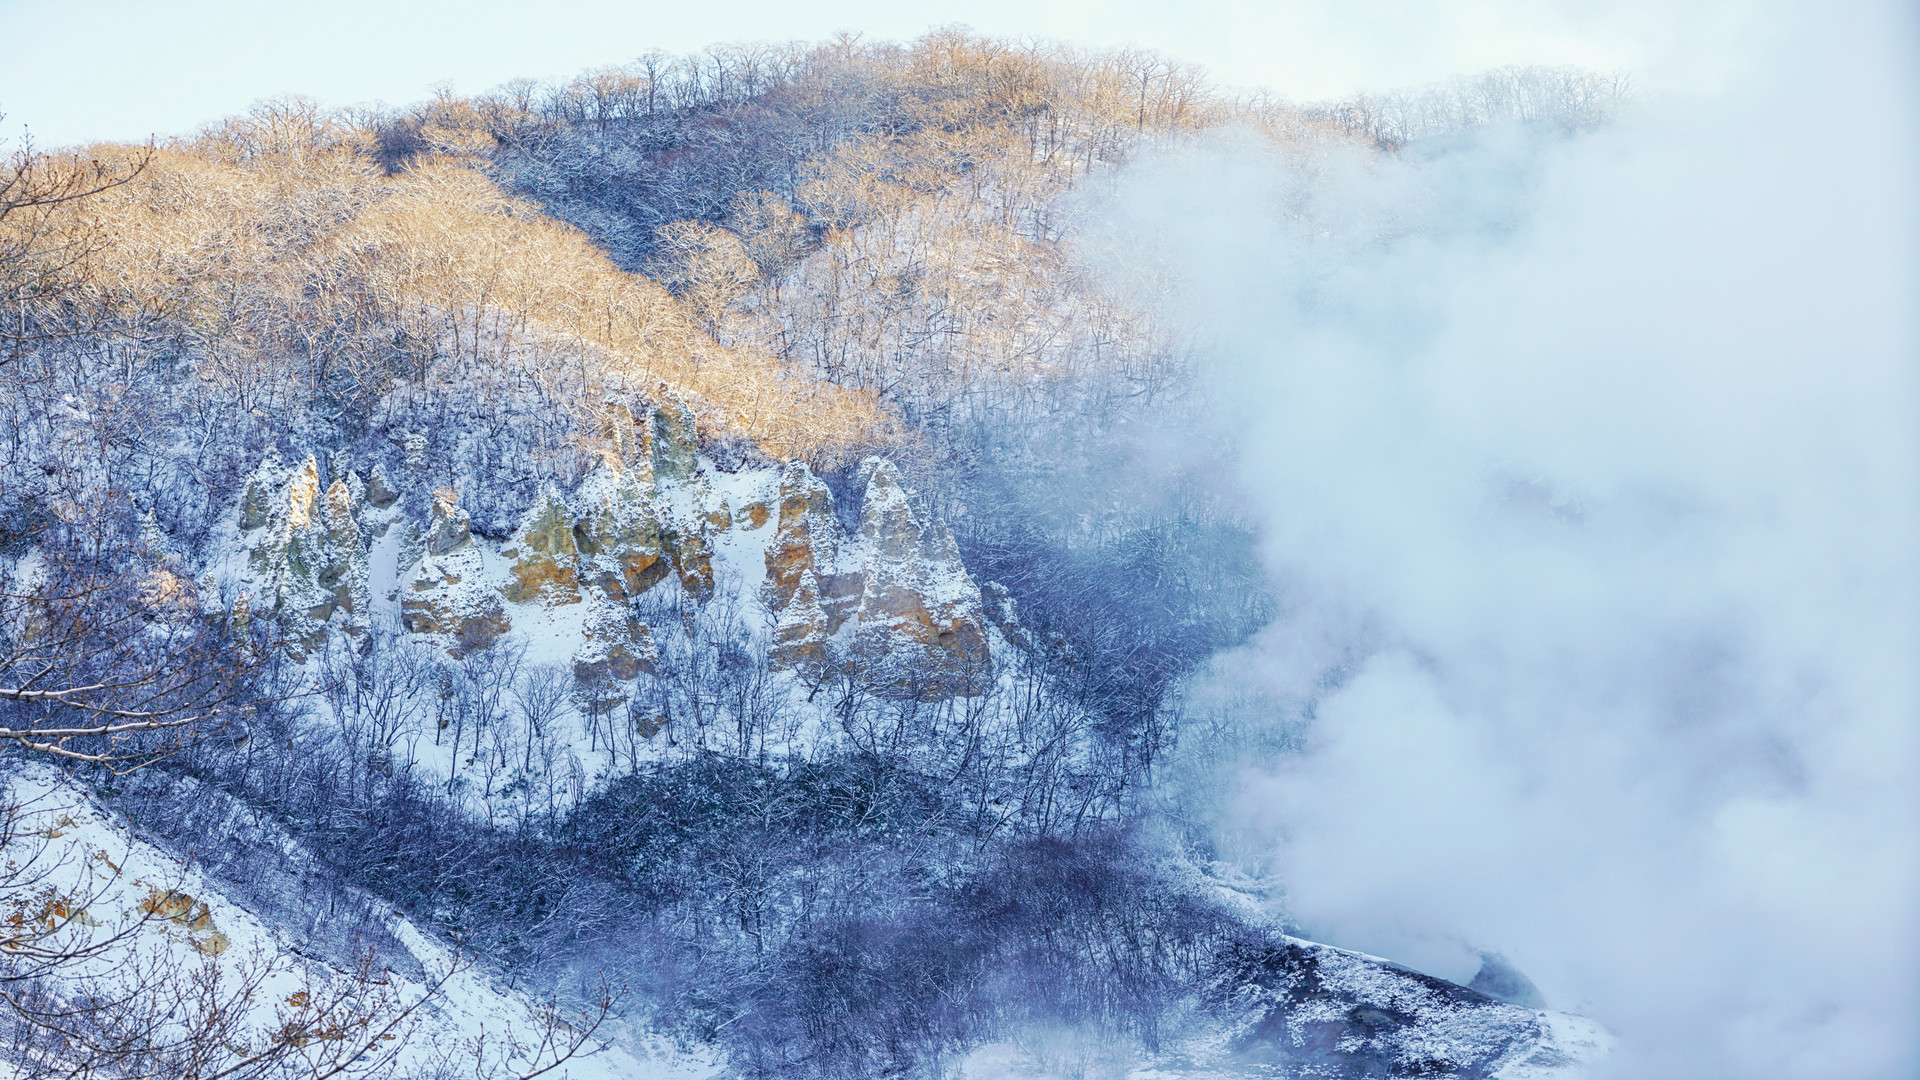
xmin=952 ymin=936 xmax=1611 ymax=1080
xmin=84 ymin=392 xmax=1613 ymax=1079
xmin=0 ymin=767 xmax=718 ymax=1079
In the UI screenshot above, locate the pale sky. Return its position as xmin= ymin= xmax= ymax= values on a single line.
xmin=1 ymin=0 xmax=1747 ymax=148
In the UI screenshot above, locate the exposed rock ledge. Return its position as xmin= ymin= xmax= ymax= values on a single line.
xmin=220 ymin=396 xmax=996 ymax=699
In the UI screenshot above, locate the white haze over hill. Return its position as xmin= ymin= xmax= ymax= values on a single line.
xmin=1089 ymin=3 xmax=1918 ymax=1078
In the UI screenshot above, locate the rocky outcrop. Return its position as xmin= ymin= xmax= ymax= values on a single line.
xmin=502 ymin=488 xmax=581 ymax=606
xmin=849 ymin=461 xmax=992 ymax=696
xmin=377 ymin=395 xmax=722 ymax=666
xmin=218 ymin=401 xmax=994 ymax=697
xmin=574 ymin=463 xmax=670 ymax=601
xmin=316 ymin=476 xmax=370 ymax=634
xmin=554 ymin=396 xmax=718 ymax=606
xmin=365 ymin=462 xmax=400 ymax=509
xmin=761 ymin=462 xmax=844 ymax=677
xmin=572 ymin=399 xmax=725 ymax=606
xmin=661 ymin=476 xmax=730 ymax=603
xmin=572 ymin=597 xmax=658 ymax=685
xmin=235 ymin=454 xmax=370 ymax=659
xmin=649 ymin=394 xmax=698 ymax=484
xmin=761 ymin=458 xmax=992 ymax=697
xmin=423 ymin=487 xmax=473 ymax=557
xmin=401 ymin=490 xmax=508 ymax=654
xmin=238 ymin=456 xmax=283 ymax=532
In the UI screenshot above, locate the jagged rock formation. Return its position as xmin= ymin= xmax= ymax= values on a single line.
xmin=503 ymin=488 xmax=582 ymax=606
xmin=660 ymin=475 xmax=730 ymax=603
xmin=317 ymin=475 xmax=370 ymax=632
xmin=216 ymin=398 xmax=996 ymax=696
xmin=234 ymin=454 xmax=370 ymax=659
xmin=379 ymin=395 xmax=730 ymax=671
xmin=574 ymin=464 xmax=670 ymax=601
xmin=562 ymin=394 xmax=724 ymax=605
xmin=762 ymin=461 xmax=847 ymax=678
xmin=401 ymin=490 xmax=509 ymax=653
xmin=572 ymin=597 xmax=658 ymax=684
xmin=648 ymin=395 xmax=698 ymax=483
xmin=849 ymin=461 xmax=992 ymax=696
xmin=761 ymin=458 xmax=992 ymax=697
xmin=365 ymin=463 xmax=400 ymax=509
xmin=596 ymin=399 xmax=652 ymax=481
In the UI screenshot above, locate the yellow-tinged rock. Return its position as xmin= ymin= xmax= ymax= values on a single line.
xmin=761 ymin=462 xmax=845 ymax=676
xmin=574 ymin=463 xmax=670 ymax=600
xmin=573 ymin=599 xmax=658 ymax=684
xmin=848 ymin=460 xmax=992 ymax=698
xmin=504 ymin=488 xmax=582 ymax=605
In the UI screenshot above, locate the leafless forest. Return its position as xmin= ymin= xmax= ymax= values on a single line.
xmin=0 ymin=31 xmax=1623 ymax=1079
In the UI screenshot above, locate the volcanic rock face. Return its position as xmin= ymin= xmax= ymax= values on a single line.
xmin=761 ymin=458 xmax=993 ymax=697
xmin=234 ymin=454 xmax=370 ymax=659
xmin=316 ymin=476 xmax=369 ymax=631
xmin=401 ymin=490 xmax=508 ymax=653
xmin=219 ymin=398 xmax=997 ymax=697
xmin=849 ymin=461 xmax=991 ymax=695
xmin=423 ymin=489 xmax=474 ymax=557
xmin=663 ymin=477 xmax=730 ymax=603
xmin=596 ymin=399 xmax=652 ymax=484
xmin=574 ymin=464 xmax=669 ymax=601
xmin=649 ymin=395 xmax=698 ymax=484
xmin=364 ymin=463 xmax=400 ymax=509
xmin=572 ymin=597 xmax=658 ymax=684
xmin=762 ymin=461 xmax=844 ymax=677
xmin=503 ymin=488 xmax=581 ymax=606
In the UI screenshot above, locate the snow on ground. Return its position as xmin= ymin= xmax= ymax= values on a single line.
xmin=0 ymin=767 xmax=720 ymax=1080
xmin=954 ymin=1007 xmax=1610 ymax=1080
xmin=953 ymin=936 xmax=1612 ymax=1080
xmin=1489 ymin=1011 xmax=1613 ymax=1080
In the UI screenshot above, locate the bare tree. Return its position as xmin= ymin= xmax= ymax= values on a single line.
xmin=0 ymin=526 xmax=268 ymax=772
xmin=0 ymin=124 xmax=152 ymax=364
xmin=0 ymin=782 xmax=459 ymax=1080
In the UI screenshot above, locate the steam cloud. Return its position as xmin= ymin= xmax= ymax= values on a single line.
xmin=1095 ymin=4 xmax=1918 ymax=1077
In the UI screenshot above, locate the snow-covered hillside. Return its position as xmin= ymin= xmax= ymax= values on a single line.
xmin=0 ymin=767 xmax=719 ymax=1079
xmin=182 ymin=395 xmax=1028 ymax=813
xmin=0 ymin=765 xmax=1608 ymax=1080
